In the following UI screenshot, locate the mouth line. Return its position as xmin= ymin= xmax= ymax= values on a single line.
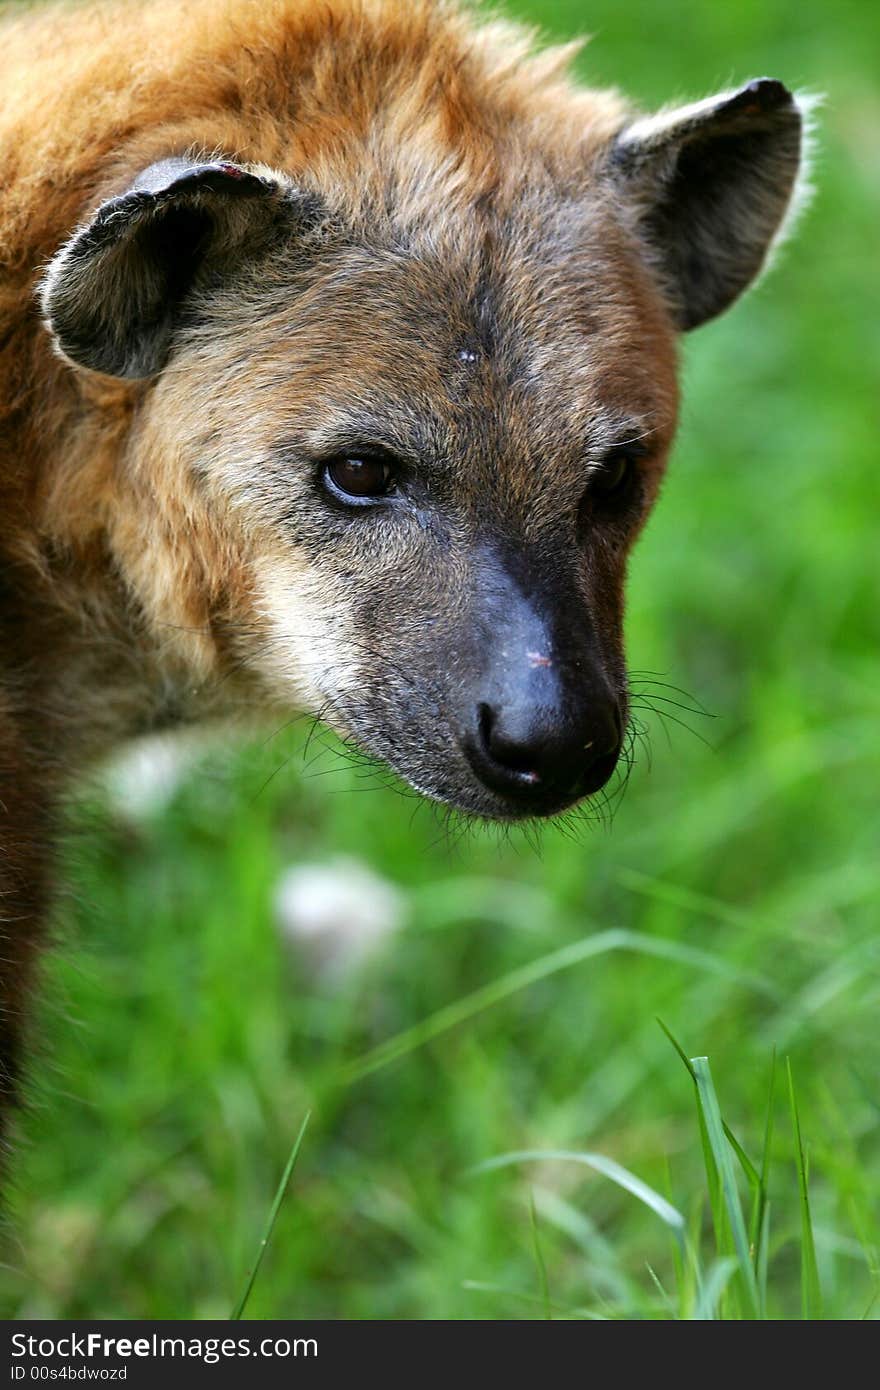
xmin=460 ymin=733 xmax=620 ymax=819
xmin=434 ymin=769 xmax=594 ymax=822
xmin=322 ymin=718 xmax=620 ymax=822
xmin=480 ymin=775 xmax=606 ymax=820
xmin=381 ymin=762 xmax=583 ymax=822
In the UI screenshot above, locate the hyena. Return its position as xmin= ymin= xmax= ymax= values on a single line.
xmin=0 ymin=0 xmax=809 ymax=1155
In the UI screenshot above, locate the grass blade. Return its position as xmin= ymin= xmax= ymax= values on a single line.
xmin=658 ymin=1020 xmax=729 ymax=1308
xmin=659 ymin=1019 xmax=770 ymax=1316
xmin=231 ymin=1110 xmax=311 ymax=1320
xmin=461 ymin=1281 xmax=607 ymax=1319
xmin=336 ymin=932 xmax=767 ymax=1088
xmin=471 ymin=1149 xmax=686 ymax=1242
xmin=529 ymin=1190 xmax=552 ymax=1320
xmin=692 ymin=1057 xmax=761 ymax=1318
xmin=645 ymin=1262 xmax=677 ymax=1317
xmin=752 ymin=1052 xmax=777 ymax=1302
xmin=757 ymin=1199 xmax=771 ymax=1314
xmin=787 ymin=1060 xmax=823 ymax=1319
xmin=657 ymin=1017 xmax=697 ymax=1080
xmin=692 ymin=1257 xmax=739 ymax=1320
xmin=659 ymin=1020 xmax=760 ymax=1189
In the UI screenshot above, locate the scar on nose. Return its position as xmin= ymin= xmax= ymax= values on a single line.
xmin=527 ymin=650 xmax=553 ymax=669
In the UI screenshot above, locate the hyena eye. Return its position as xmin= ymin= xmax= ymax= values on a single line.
xmin=590 ymin=449 xmax=637 ymax=498
xmin=578 ymin=445 xmax=646 ymax=538
xmin=322 ymin=452 xmax=398 ymax=504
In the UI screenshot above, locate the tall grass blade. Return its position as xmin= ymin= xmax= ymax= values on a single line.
xmin=337 ymin=933 xmax=766 ymax=1087
xmin=692 ymin=1057 xmax=761 ymax=1318
xmin=862 ymin=1287 xmax=880 ymax=1321
xmin=529 ymin=1190 xmax=552 ymax=1320
xmin=676 ymin=1192 xmax=707 ymax=1321
xmin=645 ymin=1262 xmax=677 ymax=1317
xmin=693 ymin=1257 xmax=739 ymax=1320
xmin=231 ymin=1110 xmax=311 ymax=1320
xmin=658 ymin=1020 xmax=760 ymax=1190
xmin=752 ymin=1052 xmax=777 ymax=1305
xmin=658 ymin=1021 xmax=730 ymax=1309
xmin=461 ymin=1281 xmax=607 ymax=1320
xmin=787 ymin=1060 xmax=823 ymax=1319
xmin=471 ymin=1149 xmax=686 ymax=1243
xmin=757 ymin=1200 xmax=771 ymax=1315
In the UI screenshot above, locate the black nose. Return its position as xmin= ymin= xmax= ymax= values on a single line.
xmin=464 ymin=696 xmax=622 ymax=810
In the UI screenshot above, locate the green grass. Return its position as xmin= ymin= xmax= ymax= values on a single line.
xmin=2 ymin=0 xmax=878 ymax=1320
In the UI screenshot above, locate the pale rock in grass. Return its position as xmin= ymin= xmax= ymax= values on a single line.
xmin=274 ymin=857 xmax=407 ymax=984
xmin=101 ymin=733 xmax=205 ymax=823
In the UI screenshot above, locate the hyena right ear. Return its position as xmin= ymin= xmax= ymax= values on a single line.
xmin=41 ymin=157 xmax=317 ymax=379
xmin=609 ymin=79 xmax=809 ymax=330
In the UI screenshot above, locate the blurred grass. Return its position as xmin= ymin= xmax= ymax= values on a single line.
xmin=2 ymin=0 xmax=878 ymax=1319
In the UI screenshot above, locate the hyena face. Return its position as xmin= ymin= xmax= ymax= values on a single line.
xmin=42 ymin=79 xmax=806 ymax=819
xmin=209 ymin=215 xmax=677 ymax=819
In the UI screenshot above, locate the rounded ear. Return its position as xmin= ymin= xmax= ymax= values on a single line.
xmin=609 ymin=79 xmax=811 ymax=330
xmin=41 ymin=157 xmax=310 ymax=378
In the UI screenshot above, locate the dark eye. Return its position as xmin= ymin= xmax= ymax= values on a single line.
xmin=591 ymin=450 xmax=636 ymax=498
xmin=322 ymin=452 xmax=398 ymax=504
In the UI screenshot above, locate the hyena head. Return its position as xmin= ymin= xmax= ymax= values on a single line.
xmin=41 ymin=67 xmax=807 ymax=819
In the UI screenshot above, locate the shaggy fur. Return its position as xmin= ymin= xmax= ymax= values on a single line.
xmin=0 ymin=0 xmax=808 ymax=1160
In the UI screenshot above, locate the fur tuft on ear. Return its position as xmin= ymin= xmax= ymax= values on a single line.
xmin=609 ymin=79 xmax=813 ymax=330
xmin=41 ymin=157 xmax=313 ymax=379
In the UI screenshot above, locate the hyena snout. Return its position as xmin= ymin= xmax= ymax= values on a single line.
xmin=462 ymin=688 xmax=622 ymax=814
xmin=457 ymin=562 xmax=623 ymax=815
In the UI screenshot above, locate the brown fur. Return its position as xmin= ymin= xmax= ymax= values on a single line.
xmin=0 ymin=0 xmax=807 ymax=1160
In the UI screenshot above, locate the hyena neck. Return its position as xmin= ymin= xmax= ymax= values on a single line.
xmin=2 ymin=394 xmax=231 ymax=779
xmin=0 ymin=695 xmax=55 ymax=1151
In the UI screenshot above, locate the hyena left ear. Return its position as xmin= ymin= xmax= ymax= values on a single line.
xmin=41 ymin=157 xmax=311 ymax=378
xmin=609 ymin=79 xmax=810 ymax=330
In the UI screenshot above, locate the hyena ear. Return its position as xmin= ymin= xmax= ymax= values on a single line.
xmin=609 ymin=79 xmax=809 ymax=330
xmin=41 ymin=157 xmax=308 ymax=378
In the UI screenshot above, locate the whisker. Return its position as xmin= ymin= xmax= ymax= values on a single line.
xmin=629 ymin=700 xmax=716 ymax=750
